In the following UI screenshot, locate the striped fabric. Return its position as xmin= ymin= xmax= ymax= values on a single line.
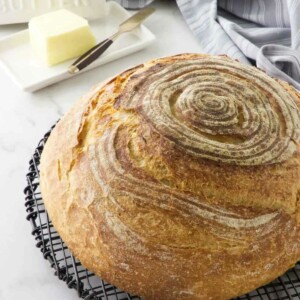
xmin=176 ymin=0 xmax=300 ymax=90
xmin=116 ymin=0 xmax=300 ymax=89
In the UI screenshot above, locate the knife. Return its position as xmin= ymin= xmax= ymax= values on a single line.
xmin=68 ymin=7 xmax=155 ymax=74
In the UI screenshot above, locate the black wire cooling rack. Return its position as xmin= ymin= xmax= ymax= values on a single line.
xmin=24 ymin=125 xmax=300 ymax=300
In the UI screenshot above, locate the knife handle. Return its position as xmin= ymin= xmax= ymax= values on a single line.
xmin=69 ymin=38 xmax=114 ymax=74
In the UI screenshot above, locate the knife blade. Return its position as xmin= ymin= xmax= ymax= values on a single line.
xmin=118 ymin=7 xmax=155 ymax=34
xmin=68 ymin=7 xmax=155 ymax=74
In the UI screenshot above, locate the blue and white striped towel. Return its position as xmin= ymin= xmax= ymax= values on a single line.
xmin=116 ymin=0 xmax=300 ymax=90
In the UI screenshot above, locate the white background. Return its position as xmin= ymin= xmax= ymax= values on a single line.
xmin=0 ymin=1 xmax=202 ymax=299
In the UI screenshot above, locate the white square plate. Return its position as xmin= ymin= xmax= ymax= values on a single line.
xmin=0 ymin=1 xmax=155 ymax=92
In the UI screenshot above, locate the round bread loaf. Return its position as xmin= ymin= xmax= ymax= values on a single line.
xmin=40 ymin=54 xmax=300 ymax=300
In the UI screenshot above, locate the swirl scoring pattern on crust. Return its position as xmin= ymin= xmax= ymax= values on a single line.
xmin=116 ymin=55 xmax=300 ymax=165
xmin=40 ymin=54 xmax=300 ymax=300
xmin=79 ymin=54 xmax=300 ymax=251
xmin=79 ymin=53 xmax=300 ymax=249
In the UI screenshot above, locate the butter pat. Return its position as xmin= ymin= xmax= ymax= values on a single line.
xmin=29 ymin=9 xmax=96 ymax=66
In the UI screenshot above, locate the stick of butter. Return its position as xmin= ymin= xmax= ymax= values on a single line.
xmin=29 ymin=9 xmax=96 ymax=66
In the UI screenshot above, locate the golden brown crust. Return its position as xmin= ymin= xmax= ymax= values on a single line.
xmin=40 ymin=53 xmax=300 ymax=300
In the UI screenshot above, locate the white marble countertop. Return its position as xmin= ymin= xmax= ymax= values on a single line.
xmin=0 ymin=1 xmax=202 ymax=299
